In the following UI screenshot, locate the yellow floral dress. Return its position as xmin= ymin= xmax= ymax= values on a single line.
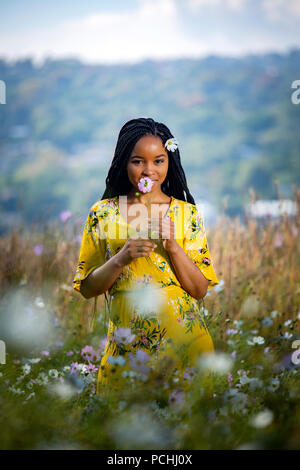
xmin=73 ymin=196 xmax=219 ymax=396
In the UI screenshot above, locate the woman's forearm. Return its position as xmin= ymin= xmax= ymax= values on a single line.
xmin=80 ymin=254 xmax=125 ymax=299
xmin=167 ymin=244 xmax=209 ymax=300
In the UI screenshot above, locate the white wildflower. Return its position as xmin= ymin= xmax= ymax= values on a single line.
xmin=267 ymin=377 xmax=280 ymax=392
xmin=250 ymin=409 xmax=273 ymax=428
xmin=48 ymin=369 xmax=59 ymax=378
xmin=283 ymin=332 xmax=293 ymax=339
xmin=34 ymin=296 xmax=45 ymax=308
xmin=247 ymin=336 xmax=265 ymax=346
xmin=270 ymin=310 xmax=278 ymax=318
xmin=36 ymin=372 xmax=49 ymax=385
xmin=261 ymin=317 xmax=273 ymax=327
xmin=22 ymin=363 xmax=31 ymax=375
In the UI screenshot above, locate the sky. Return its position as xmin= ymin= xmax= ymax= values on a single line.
xmin=1 ymin=0 xmax=300 ymax=65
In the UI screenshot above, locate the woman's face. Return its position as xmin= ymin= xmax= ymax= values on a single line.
xmin=127 ymin=135 xmax=169 ymax=192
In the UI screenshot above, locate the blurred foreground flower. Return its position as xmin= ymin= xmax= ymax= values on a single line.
xmin=250 ymin=409 xmax=274 ymax=428
xmin=33 ymin=244 xmax=44 ymax=256
xmin=114 ymin=328 xmax=135 ymax=345
xmin=125 ymin=284 xmax=165 ymax=317
xmin=129 ymin=349 xmax=150 ymax=375
xmin=197 ymin=351 xmax=234 ymax=375
xmin=108 ymin=404 xmax=175 ymax=449
xmin=0 ymin=289 xmax=55 ymax=354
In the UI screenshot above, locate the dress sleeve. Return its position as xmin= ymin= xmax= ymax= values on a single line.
xmin=183 ymin=204 xmax=219 ymax=290
xmin=73 ymin=203 xmax=106 ymax=295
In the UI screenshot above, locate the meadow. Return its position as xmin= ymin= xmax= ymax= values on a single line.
xmin=0 ymin=188 xmax=299 ymax=450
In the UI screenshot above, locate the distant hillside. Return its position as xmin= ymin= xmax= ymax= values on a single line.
xmin=0 ymin=50 xmax=300 ymax=232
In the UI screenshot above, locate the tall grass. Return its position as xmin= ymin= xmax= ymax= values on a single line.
xmin=0 ymin=187 xmax=299 ymax=450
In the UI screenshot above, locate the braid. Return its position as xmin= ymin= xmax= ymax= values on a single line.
xmin=101 ymin=118 xmax=196 ymax=205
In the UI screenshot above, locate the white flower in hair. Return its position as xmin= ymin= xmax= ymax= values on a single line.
xmin=165 ymin=137 xmax=179 ymax=152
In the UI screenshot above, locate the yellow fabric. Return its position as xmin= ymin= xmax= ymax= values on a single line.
xmin=73 ymin=196 xmax=219 ymax=396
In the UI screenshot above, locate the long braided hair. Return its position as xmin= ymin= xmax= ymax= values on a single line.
xmin=101 ymin=117 xmax=195 ymax=204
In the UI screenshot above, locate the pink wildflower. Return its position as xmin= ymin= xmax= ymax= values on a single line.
xmin=59 ymin=210 xmax=72 ymax=223
xmin=34 ymin=244 xmax=44 ymax=256
xmin=137 ymin=177 xmax=154 ymax=193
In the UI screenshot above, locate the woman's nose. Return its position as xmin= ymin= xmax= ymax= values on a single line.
xmin=142 ymin=164 xmax=155 ymax=175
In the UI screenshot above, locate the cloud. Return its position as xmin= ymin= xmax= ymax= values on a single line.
xmin=187 ymin=0 xmax=246 ymax=12
xmin=0 ymin=0 xmax=299 ymax=64
xmin=262 ymin=0 xmax=300 ymax=21
xmin=1 ymin=0 xmax=208 ymax=64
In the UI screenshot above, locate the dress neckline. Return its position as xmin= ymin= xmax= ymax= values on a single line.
xmin=114 ymin=195 xmax=174 ymax=228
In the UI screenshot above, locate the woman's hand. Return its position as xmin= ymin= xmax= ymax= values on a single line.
xmin=115 ymin=238 xmax=157 ymax=266
xmin=148 ymin=216 xmax=179 ymax=253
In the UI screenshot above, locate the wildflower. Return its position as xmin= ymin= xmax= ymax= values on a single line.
xmin=114 ymin=327 xmax=135 ymax=345
xmin=199 ymin=306 xmax=209 ymax=317
xmin=270 ymin=310 xmax=278 ymax=318
xmin=34 ymin=297 xmax=45 ymax=308
xmin=81 ymin=345 xmax=97 ymax=361
xmin=137 ymin=177 xmax=154 ymax=194
xmin=176 ymin=316 xmax=183 ymax=324
xmin=107 ymin=355 xmax=126 ymax=366
xmin=231 ymin=350 xmax=237 ymax=358
xmin=40 ymin=350 xmax=50 ymax=356
xmin=165 ymin=137 xmax=179 ymax=152
xmin=36 ymin=372 xmax=48 ymax=385
xmin=66 ymin=351 xmax=74 ymax=356
xmin=169 ymin=389 xmax=185 ymax=408
xmin=9 ymin=386 xmax=25 ymax=395
xmin=70 ymin=362 xmax=81 ymax=375
xmin=250 ymin=409 xmax=273 ymax=428
xmin=283 ymin=319 xmax=292 ymax=327
xmin=129 ymin=349 xmax=150 ymax=375
xmin=282 ymin=332 xmax=293 ymax=339
xmin=261 ymin=317 xmax=273 ymax=327
xmin=213 ymin=279 xmax=224 ymax=293
xmin=34 ymin=244 xmax=44 ymax=256
xmin=183 ymin=366 xmax=197 ymax=381
xmin=26 ymin=380 xmax=34 ymax=390
xmin=59 ymin=210 xmax=72 ymax=223
xmin=28 ymin=358 xmax=41 ymax=364
xmin=247 ymin=336 xmax=265 ymax=346
xmin=227 ymin=372 xmax=233 ymax=387
xmin=267 ymin=377 xmax=280 ymax=392
xmin=48 ymin=369 xmax=59 ymax=378
xmin=226 ymin=329 xmax=238 ymax=336
xmin=274 ymin=233 xmax=283 ymax=247
xmin=233 ymin=320 xmax=243 ymax=329
xmin=22 ymin=364 xmax=31 ymax=375
xmin=197 ymin=351 xmax=234 ymax=375
xmin=86 ymin=363 xmax=98 ymax=373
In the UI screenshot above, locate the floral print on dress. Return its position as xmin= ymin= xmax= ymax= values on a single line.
xmin=72 ymin=195 xmax=219 ymax=395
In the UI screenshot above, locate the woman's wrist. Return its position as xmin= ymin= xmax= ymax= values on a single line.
xmin=165 ymin=239 xmax=180 ymax=255
xmin=113 ymin=252 xmax=127 ymax=268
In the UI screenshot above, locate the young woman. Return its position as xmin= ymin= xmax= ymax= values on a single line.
xmin=73 ymin=117 xmax=219 ymax=396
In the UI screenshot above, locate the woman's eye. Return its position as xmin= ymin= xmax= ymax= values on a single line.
xmin=132 ymin=161 xmax=142 ymax=165
xmin=155 ymin=160 xmax=164 ymax=164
